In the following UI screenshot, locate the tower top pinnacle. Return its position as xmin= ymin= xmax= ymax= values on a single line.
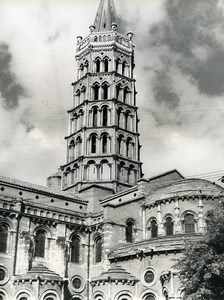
xmin=93 ymin=0 xmax=119 ymax=32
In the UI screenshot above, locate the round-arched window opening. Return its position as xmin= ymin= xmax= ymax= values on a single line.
xmin=145 ymin=295 xmax=156 ymax=300
xmin=20 ymin=298 xmax=28 ymax=300
xmin=0 ymin=295 xmax=3 ymax=300
xmin=144 ymin=270 xmax=154 ymax=284
xmin=45 ymin=298 xmax=54 ymax=300
xmin=72 ymin=277 xmax=82 ymax=289
xmin=0 ymin=269 xmax=5 ymax=281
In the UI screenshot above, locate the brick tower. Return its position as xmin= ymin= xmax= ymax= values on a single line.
xmin=61 ymin=0 xmax=142 ymax=196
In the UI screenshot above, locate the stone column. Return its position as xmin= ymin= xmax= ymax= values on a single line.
xmin=174 ymin=198 xmax=181 ymax=234
xmin=157 ymin=202 xmax=164 ymax=236
xmin=198 ymin=197 xmax=205 ymax=233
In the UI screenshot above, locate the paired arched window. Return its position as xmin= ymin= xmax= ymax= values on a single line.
xmin=95 ymin=236 xmax=102 ymax=263
xmin=184 ymin=214 xmax=195 ymax=233
xmin=104 ymin=58 xmax=109 ymax=72
xmin=0 ymin=223 xmax=9 ymax=253
xmin=165 ymin=217 xmax=174 ymax=235
xmin=102 ymin=134 xmax=108 ymax=153
xmin=151 ymin=219 xmax=158 ymax=238
xmin=102 ymin=106 xmax=108 ymax=126
xmin=35 ymin=229 xmax=46 ymax=258
xmin=102 ymin=83 xmax=109 ymax=99
xmin=126 ymin=219 xmax=134 ymax=243
xmin=93 ymin=84 xmax=100 ymax=100
xmin=122 ymin=61 xmax=127 ymax=75
xmin=71 ymin=235 xmax=80 ymax=263
xmin=96 ymin=58 xmax=101 ymax=72
xmin=91 ymin=134 xmax=97 ymax=153
xmin=92 ymin=107 xmax=98 ymax=127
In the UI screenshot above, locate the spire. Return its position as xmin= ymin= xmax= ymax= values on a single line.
xmin=93 ymin=0 xmax=119 ymax=32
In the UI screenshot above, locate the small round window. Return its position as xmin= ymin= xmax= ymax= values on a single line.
xmin=0 ymin=266 xmax=9 ymax=285
xmin=72 ymin=277 xmax=81 ymax=289
xmin=142 ymin=268 xmax=156 ymax=286
xmin=0 ymin=269 xmax=5 ymax=281
xmin=144 ymin=270 xmax=154 ymax=283
xmin=70 ymin=275 xmax=85 ymax=293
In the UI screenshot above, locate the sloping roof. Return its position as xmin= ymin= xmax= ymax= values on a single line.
xmin=14 ymin=264 xmax=63 ymax=282
xmin=93 ymin=0 xmax=120 ymax=32
xmin=146 ymin=178 xmax=224 ymax=204
xmin=92 ymin=265 xmax=138 ymax=282
xmin=0 ymin=175 xmax=87 ymax=204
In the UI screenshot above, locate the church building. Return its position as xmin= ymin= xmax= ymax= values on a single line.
xmin=0 ymin=0 xmax=223 ymax=299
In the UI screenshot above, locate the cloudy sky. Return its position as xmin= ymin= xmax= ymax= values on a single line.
xmin=1 ymin=0 xmax=224 ymax=186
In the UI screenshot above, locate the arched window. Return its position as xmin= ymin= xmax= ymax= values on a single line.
xmin=96 ymin=58 xmax=101 ymax=72
xmin=91 ymin=134 xmax=97 ymax=153
xmin=102 ymin=83 xmax=109 ymax=100
xmin=87 ymin=160 xmax=97 ymax=181
xmin=92 ymin=107 xmax=98 ymax=127
xmin=116 ymin=58 xmax=120 ymax=72
xmin=165 ymin=217 xmax=173 ymax=235
xmin=69 ymin=140 xmax=75 ymax=161
xmin=100 ymin=160 xmax=110 ymax=180
xmin=144 ymin=294 xmax=156 ymax=300
xmin=117 ymin=107 xmax=123 ymax=127
xmin=126 ymin=137 xmax=132 ymax=157
xmin=35 ymin=229 xmax=46 ymax=258
xmin=184 ymin=214 xmax=195 ymax=233
xmin=123 ymin=86 xmax=129 ymax=103
xmin=151 ymin=220 xmax=157 ymax=238
xmin=116 ymin=84 xmax=122 ymax=100
xmin=102 ymin=134 xmax=108 ymax=153
xmin=0 ymin=223 xmax=8 ymax=253
xmin=122 ymin=61 xmax=126 ymax=75
xmin=126 ymin=219 xmax=134 ymax=243
xmin=95 ymin=236 xmax=102 ymax=263
xmin=118 ymin=134 xmax=123 ymax=155
xmin=104 ymin=58 xmax=109 ymax=72
xmin=102 ymin=106 xmax=108 ymax=126
xmin=93 ymin=84 xmax=100 ymax=100
xmin=71 ymin=235 xmax=80 ymax=263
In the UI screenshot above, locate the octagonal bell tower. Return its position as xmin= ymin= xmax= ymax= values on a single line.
xmin=61 ymin=0 xmax=143 ymax=196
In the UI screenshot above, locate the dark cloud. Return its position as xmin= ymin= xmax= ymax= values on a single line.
xmin=148 ymin=0 xmax=224 ymax=97
xmin=0 ymin=42 xmax=28 ymax=110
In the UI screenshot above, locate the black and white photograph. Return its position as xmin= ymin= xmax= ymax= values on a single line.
xmin=0 ymin=0 xmax=224 ymax=299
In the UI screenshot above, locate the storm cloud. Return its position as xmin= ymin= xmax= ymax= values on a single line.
xmin=0 ymin=42 xmax=28 ymax=110
xmin=139 ymin=0 xmax=224 ymax=126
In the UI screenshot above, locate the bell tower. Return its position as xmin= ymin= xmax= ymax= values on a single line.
xmin=61 ymin=0 xmax=143 ymax=195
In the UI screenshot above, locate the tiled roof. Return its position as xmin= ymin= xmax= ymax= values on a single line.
xmin=14 ymin=264 xmax=63 ymax=281
xmin=0 ymin=175 xmax=87 ymax=203
xmin=146 ymin=178 xmax=224 ymax=204
xmin=92 ymin=265 xmax=138 ymax=282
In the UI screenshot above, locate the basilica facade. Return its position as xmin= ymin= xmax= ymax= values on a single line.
xmin=0 ymin=1 xmax=223 ymax=300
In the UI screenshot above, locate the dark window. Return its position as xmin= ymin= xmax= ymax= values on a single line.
xmin=72 ymin=277 xmax=82 ymax=289
xmin=93 ymin=85 xmax=100 ymax=100
xmin=116 ymin=85 xmax=121 ymax=99
xmin=116 ymin=59 xmax=120 ymax=72
xmin=145 ymin=294 xmax=155 ymax=300
xmin=0 ymin=269 xmax=5 ymax=281
xmin=96 ymin=59 xmax=100 ymax=72
xmin=185 ymin=214 xmax=195 ymax=233
xmin=122 ymin=61 xmax=126 ymax=75
xmin=126 ymin=220 xmax=134 ymax=243
xmin=151 ymin=220 xmax=157 ymax=238
xmin=95 ymin=237 xmax=102 ymax=263
xmin=102 ymin=134 xmax=107 ymax=153
xmin=102 ymin=106 xmax=108 ymax=126
xmin=166 ymin=217 xmax=173 ymax=235
xmin=0 ymin=224 xmax=8 ymax=253
xmin=71 ymin=235 xmax=80 ymax=263
xmin=35 ymin=230 xmax=46 ymax=258
xmin=92 ymin=107 xmax=98 ymax=127
xmin=144 ymin=270 xmax=154 ymax=284
xmin=91 ymin=135 xmax=97 ymax=153
xmin=104 ymin=59 xmax=109 ymax=72
xmin=124 ymin=86 xmax=128 ymax=103
xmin=102 ymin=84 xmax=108 ymax=99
